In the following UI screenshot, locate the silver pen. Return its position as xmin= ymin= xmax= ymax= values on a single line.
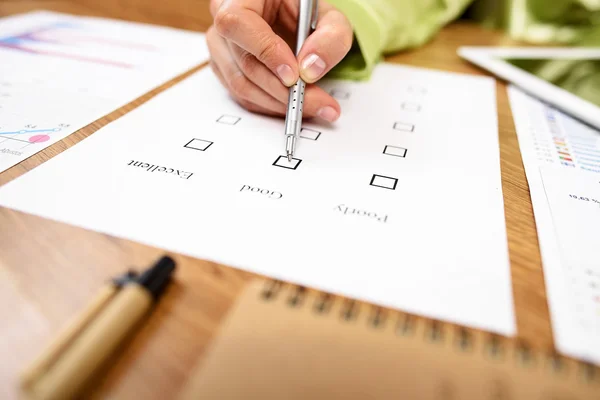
xmin=284 ymin=0 xmax=318 ymax=161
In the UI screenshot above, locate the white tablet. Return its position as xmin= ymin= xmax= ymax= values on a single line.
xmin=458 ymin=47 xmax=600 ymax=130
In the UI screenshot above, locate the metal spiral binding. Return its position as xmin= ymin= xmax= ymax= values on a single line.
xmin=396 ymin=314 xmax=416 ymax=336
xmin=581 ymin=362 xmax=597 ymax=382
xmin=340 ymin=299 xmax=358 ymax=321
xmin=287 ymin=286 xmax=306 ymax=308
xmin=548 ymin=352 xmax=565 ymax=374
xmin=261 ymin=280 xmax=283 ymax=300
xmin=369 ymin=307 xmax=387 ymax=329
xmin=427 ymin=321 xmax=444 ymax=343
xmin=258 ymin=280 xmax=600 ymax=383
xmin=514 ymin=342 xmax=534 ymax=367
xmin=314 ymin=293 xmax=333 ymax=314
xmin=485 ymin=335 xmax=504 ymax=360
xmin=456 ymin=328 xmax=473 ymax=351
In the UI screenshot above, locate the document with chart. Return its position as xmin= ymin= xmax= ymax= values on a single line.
xmin=509 ymin=86 xmax=600 ymax=363
xmin=0 ymin=10 xmax=208 ymax=173
xmin=0 ymin=64 xmax=515 ymax=335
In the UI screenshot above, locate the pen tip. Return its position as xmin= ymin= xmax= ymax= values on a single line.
xmin=287 ymin=153 xmax=292 ymax=162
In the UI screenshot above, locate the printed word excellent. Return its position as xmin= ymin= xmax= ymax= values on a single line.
xmin=127 ymin=160 xmax=193 ymax=179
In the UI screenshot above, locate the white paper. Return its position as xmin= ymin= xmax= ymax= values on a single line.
xmin=540 ymin=167 xmax=600 ymax=361
xmin=0 ymin=10 xmax=208 ymax=172
xmin=509 ymin=85 xmax=600 ymax=363
xmin=0 ymin=64 xmax=515 ymax=335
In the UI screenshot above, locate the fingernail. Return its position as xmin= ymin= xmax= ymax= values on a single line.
xmin=317 ymin=106 xmax=339 ymax=122
xmin=276 ymin=64 xmax=296 ymax=86
xmin=301 ymin=54 xmax=326 ymax=81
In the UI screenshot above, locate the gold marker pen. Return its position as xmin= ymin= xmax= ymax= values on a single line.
xmin=20 ymin=256 xmax=176 ymax=400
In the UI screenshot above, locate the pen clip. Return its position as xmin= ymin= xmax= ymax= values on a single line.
xmin=310 ymin=0 xmax=319 ymax=30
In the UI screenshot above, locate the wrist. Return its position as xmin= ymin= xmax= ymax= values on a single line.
xmin=326 ymin=0 xmax=385 ymax=80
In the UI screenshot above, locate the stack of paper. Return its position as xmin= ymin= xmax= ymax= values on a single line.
xmin=0 ymin=64 xmax=516 ymax=335
xmin=0 ymin=11 xmax=209 ymax=172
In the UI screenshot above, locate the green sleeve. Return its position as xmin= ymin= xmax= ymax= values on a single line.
xmin=326 ymin=0 xmax=474 ymax=80
xmin=503 ymin=23 xmax=600 ymax=107
xmin=469 ymin=0 xmax=600 ymax=44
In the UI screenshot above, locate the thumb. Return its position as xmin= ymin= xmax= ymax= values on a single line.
xmin=297 ymin=6 xmax=353 ymax=83
xmin=213 ymin=3 xmax=300 ymax=86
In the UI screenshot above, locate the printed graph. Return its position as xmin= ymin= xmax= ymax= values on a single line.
xmin=0 ymin=124 xmax=69 ymax=153
xmin=532 ymin=105 xmax=600 ymax=173
xmin=0 ymin=11 xmax=209 ymax=173
xmin=0 ymin=22 xmax=157 ymax=68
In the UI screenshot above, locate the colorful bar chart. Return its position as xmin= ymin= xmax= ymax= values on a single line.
xmin=543 ymin=106 xmax=600 ymax=173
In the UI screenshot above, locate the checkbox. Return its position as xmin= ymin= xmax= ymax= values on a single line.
xmin=217 ymin=114 xmax=241 ymax=125
xmin=300 ymin=128 xmax=321 ymax=141
xmin=370 ymin=174 xmax=398 ymax=190
xmin=401 ymin=102 xmax=421 ymax=112
xmin=393 ymin=122 xmax=414 ymax=132
xmin=330 ymin=89 xmax=350 ymax=100
xmin=383 ymin=145 xmax=407 ymax=158
xmin=184 ymin=138 xmax=213 ymax=151
xmin=273 ymin=155 xmax=302 ymax=170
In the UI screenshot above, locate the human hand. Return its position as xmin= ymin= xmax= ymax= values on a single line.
xmin=207 ymin=0 xmax=353 ymax=122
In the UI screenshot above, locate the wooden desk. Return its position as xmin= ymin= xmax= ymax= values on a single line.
xmin=0 ymin=1 xmax=552 ymax=398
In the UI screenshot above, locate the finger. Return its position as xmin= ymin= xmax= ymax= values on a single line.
xmin=213 ymin=57 xmax=335 ymax=120
xmin=237 ymin=98 xmax=286 ymax=117
xmin=211 ymin=53 xmax=285 ymax=117
xmin=225 ymin=42 xmax=340 ymax=121
xmin=209 ymin=0 xmax=224 ymax=16
xmin=207 ymin=27 xmax=229 ymax=90
xmin=206 ymin=26 xmax=229 ymax=90
xmin=302 ymin=85 xmax=341 ymax=122
xmin=207 ymin=27 xmax=286 ymax=114
xmin=213 ymin=4 xmax=299 ymax=86
xmin=228 ymin=42 xmax=289 ymax=104
xmin=297 ymin=6 xmax=353 ymax=83
xmin=209 ymin=59 xmax=228 ymax=89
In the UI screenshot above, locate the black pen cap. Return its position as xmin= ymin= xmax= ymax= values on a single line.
xmin=136 ymin=256 xmax=176 ymax=300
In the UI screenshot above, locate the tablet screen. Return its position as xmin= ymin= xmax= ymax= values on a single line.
xmin=504 ymin=58 xmax=600 ymax=107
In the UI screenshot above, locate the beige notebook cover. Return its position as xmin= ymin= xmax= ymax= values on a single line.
xmin=180 ymin=281 xmax=599 ymax=399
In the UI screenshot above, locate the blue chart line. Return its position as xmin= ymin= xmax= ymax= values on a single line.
xmin=0 ymin=127 xmax=62 ymax=145
xmin=0 ymin=128 xmax=59 ymax=135
xmin=571 ymin=141 xmax=598 ymax=150
xmin=576 ymin=156 xmax=600 ymax=164
xmin=574 ymin=150 xmax=600 ymax=158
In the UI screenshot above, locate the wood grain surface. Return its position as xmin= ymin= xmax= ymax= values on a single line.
xmin=0 ymin=1 xmax=557 ymax=398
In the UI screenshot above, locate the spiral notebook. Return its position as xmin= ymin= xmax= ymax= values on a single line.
xmin=179 ymin=281 xmax=599 ymax=399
